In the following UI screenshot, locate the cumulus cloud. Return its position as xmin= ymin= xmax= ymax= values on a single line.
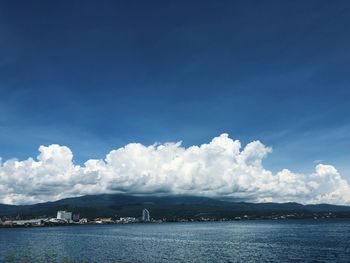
xmin=0 ymin=134 xmax=349 ymax=205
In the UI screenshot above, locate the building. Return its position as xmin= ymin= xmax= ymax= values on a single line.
xmin=142 ymin=208 xmax=150 ymax=222
xmin=12 ymin=219 xmax=44 ymax=226
xmin=79 ymin=218 xmax=88 ymax=224
xmin=94 ymin=218 xmax=114 ymax=224
xmin=2 ymin=220 xmax=13 ymax=226
xmin=73 ymin=213 xmax=80 ymax=222
xmin=118 ymin=217 xmax=137 ymax=224
xmin=57 ymin=211 xmax=72 ymax=223
xmin=48 ymin=218 xmax=66 ymax=224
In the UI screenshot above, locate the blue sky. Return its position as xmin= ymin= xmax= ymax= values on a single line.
xmin=1 ymin=0 xmax=350 ymax=178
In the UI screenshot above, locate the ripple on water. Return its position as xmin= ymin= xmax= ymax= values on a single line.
xmin=1 ymin=220 xmax=350 ymax=263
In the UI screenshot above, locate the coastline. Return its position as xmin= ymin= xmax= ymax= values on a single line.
xmin=1 ymin=216 xmax=349 ymax=229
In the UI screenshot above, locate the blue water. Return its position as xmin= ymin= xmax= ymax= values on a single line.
xmin=1 ymin=220 xmax=350 ymax=262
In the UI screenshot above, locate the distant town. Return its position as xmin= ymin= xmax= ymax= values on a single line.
xmin=0 ymin=207 xmax=342 ymax=228
xmin=0 ymin=208 xmax=158 ymax=227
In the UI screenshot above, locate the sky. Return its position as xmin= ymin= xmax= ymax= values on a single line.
xmin=1 ymin=1 xmax=350 ymax=204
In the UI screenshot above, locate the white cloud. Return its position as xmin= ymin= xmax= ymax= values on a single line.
xmin=0 ymin=133 xmax=349 ymax=205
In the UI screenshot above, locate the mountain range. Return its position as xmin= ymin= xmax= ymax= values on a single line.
xmin=1 ymin=194 xmax=350 ymax=220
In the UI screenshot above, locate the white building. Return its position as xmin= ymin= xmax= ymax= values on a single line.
xmin=94 ymin=217 xmax=114 ymax=224
xmin=79 ymin=218 xmax=88 ymax=224
xmin=57 ymin=211 xmax=72 ymax=223
xmin=12 ymin=219 xmax=44 ymax=226
xmin=118 ymin=217 xmax=137 ymax=224
xmin=142 ymin=208 xmax=150 ymax=222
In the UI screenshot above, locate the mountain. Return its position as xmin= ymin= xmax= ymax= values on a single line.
xmin=1 ymin=194 xmax=350 ymax=220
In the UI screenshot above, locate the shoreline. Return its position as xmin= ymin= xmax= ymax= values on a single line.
xmin=1 ymin=217 xmax=350 ymax=229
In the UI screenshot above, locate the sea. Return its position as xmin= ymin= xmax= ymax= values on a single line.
xmin=0 ymin=219 xmax=349 ymax=262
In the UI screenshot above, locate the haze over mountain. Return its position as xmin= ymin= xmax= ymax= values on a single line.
xmin=1 ymin=194 xmax=350 ymax=220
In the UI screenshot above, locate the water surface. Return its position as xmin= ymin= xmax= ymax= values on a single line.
xmin=1 ymin=220 xmax=349 ymax=262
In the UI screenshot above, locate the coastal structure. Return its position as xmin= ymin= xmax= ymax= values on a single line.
xmin=142 ymin=208 xmax=150 ymax=222
xmin=12 ymin=219 xmax=45 ymax=226
xmin=73 ymin=213 xmax=80 ymax=222
xmin=94 ymin=217 xmax=114 ymax=224
xmin=57 ymin=211 xmax=72 ymax=223
xmin=79 ymin=218 xmax=88 ymax=224
xmin=118 ymin=217 xmax=137 ymax=224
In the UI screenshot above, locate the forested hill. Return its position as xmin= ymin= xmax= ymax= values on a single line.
xmin=1 ymin=194 xmax=350 ymax=220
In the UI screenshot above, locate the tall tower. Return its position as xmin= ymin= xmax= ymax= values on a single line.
xmin=57 ymin=210 xmax=72 ymax=223
xmin=142 ymin=208 xmax=150 ymax=222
